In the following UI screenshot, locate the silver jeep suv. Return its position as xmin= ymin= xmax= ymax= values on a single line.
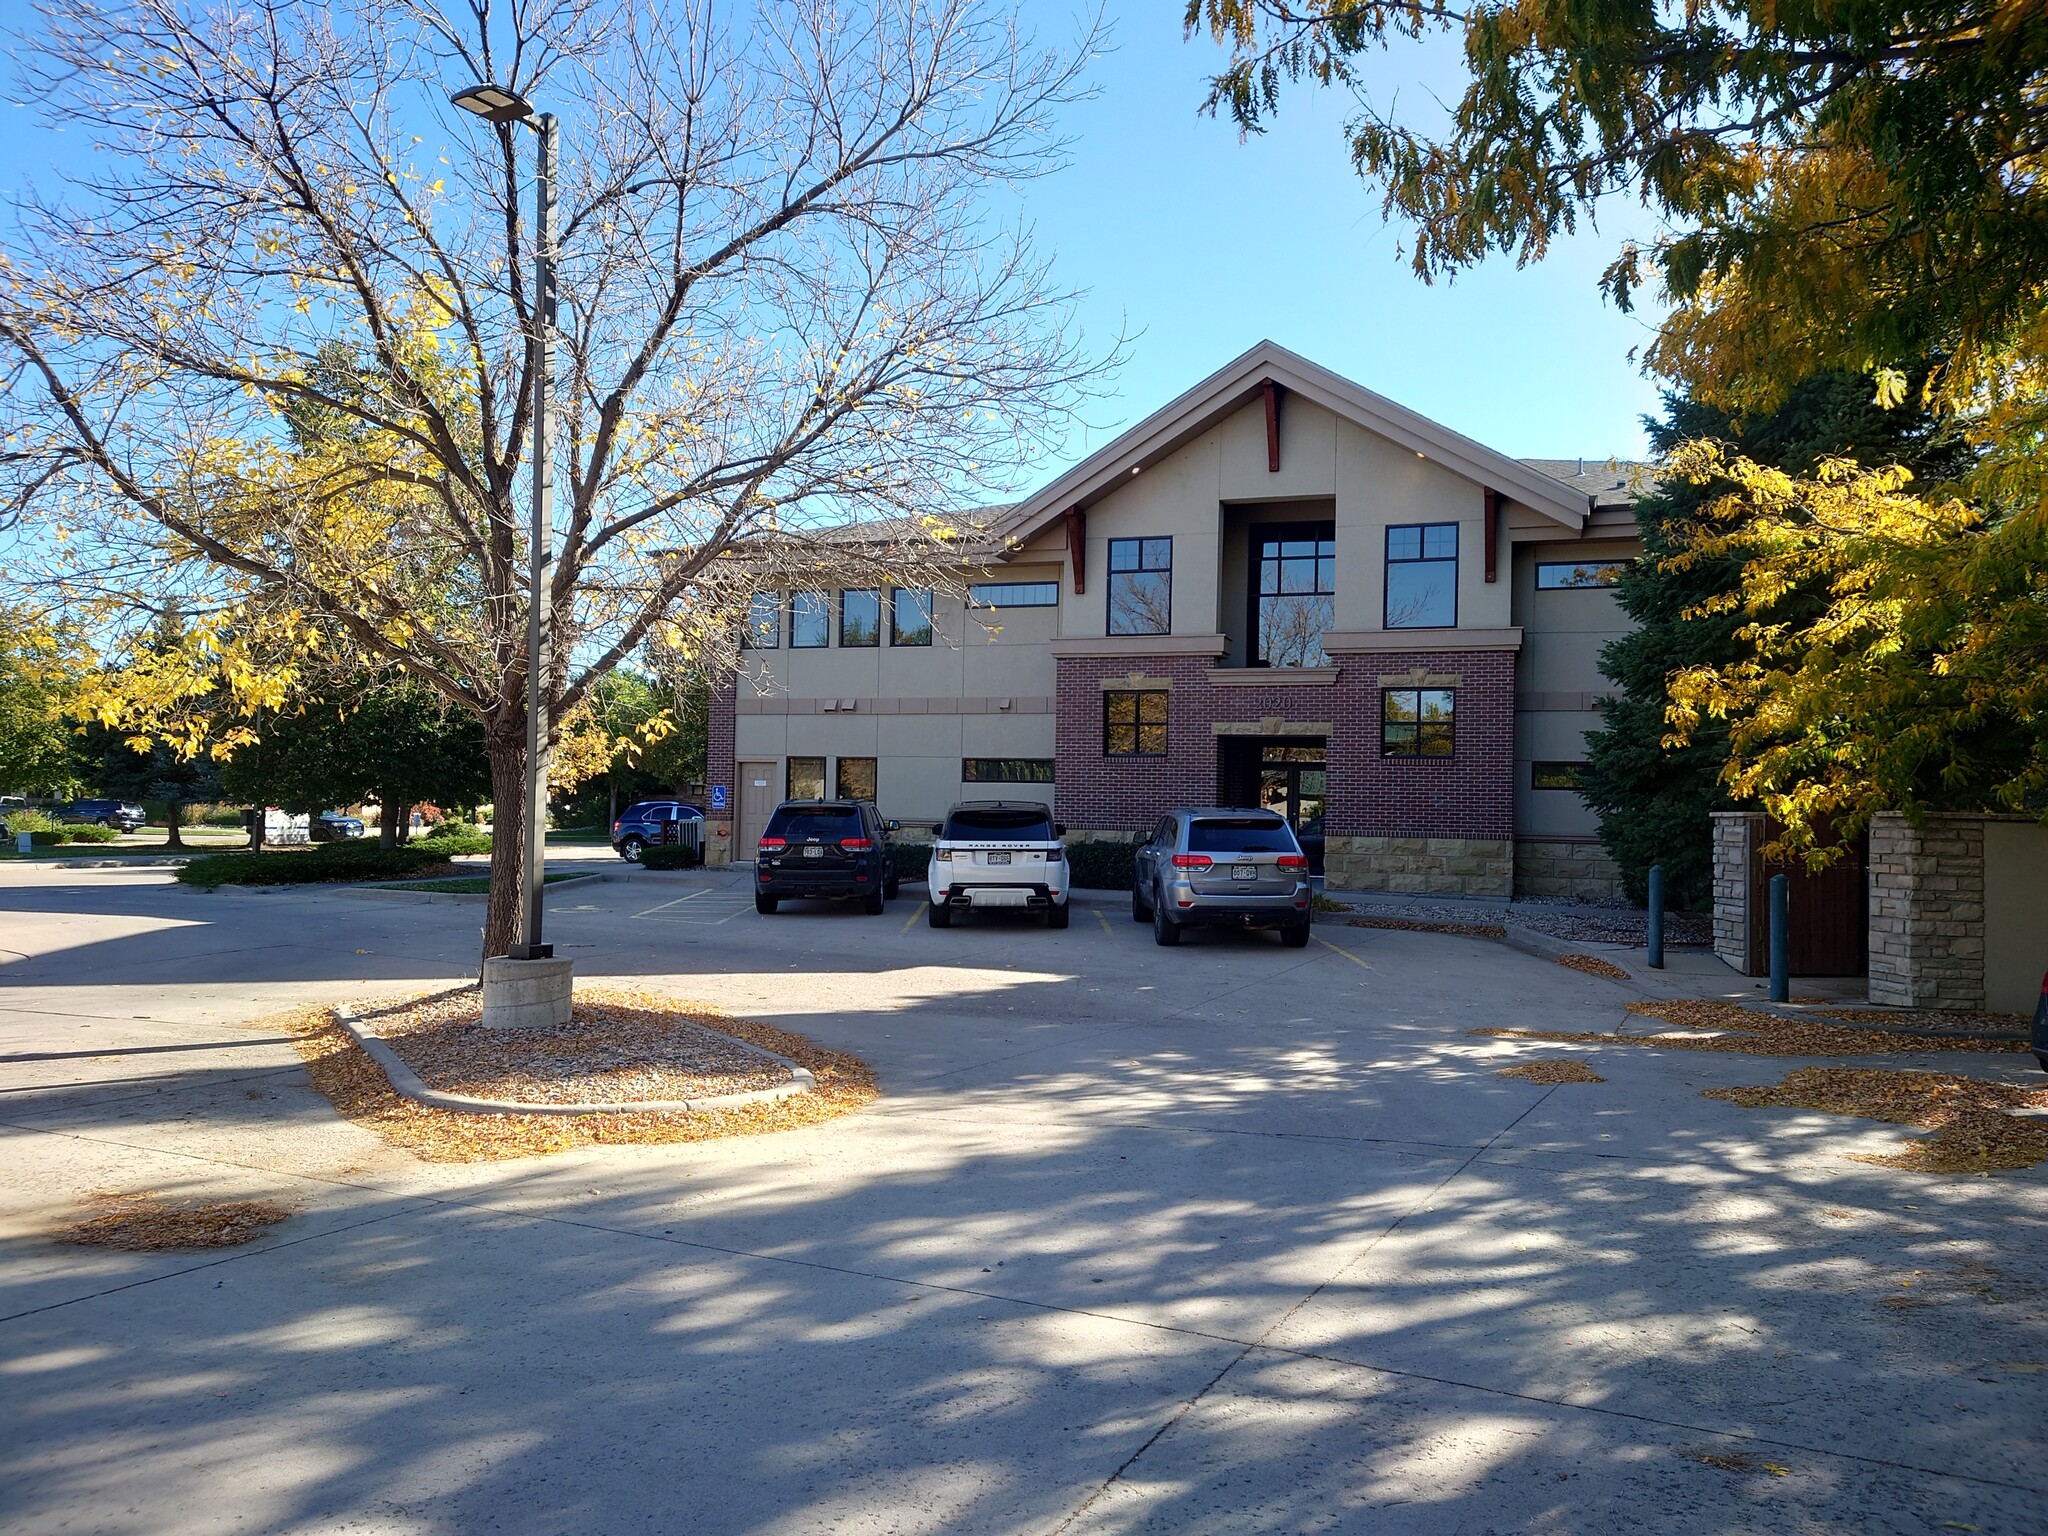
xmin=1131 ymin=808 xmax=1313 ymax=947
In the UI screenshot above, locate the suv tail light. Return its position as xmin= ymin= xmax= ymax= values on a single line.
xmin=611 ymin=821 xmax=621 ymax=835
xmin=1171 ymin=854 xmax=1213 ymax=869
xmin=758 ymin=836 xmax=787 ymax=850
xmin=1277 ymin=854 xmax=1308 ymax=869
xmin=1045 ymin=846 xmax=1063 ymax=863
xmin=933 ymin=848 xmax=953 ymax=861
xmin=840 ymin=837 xmax=875 ymax=851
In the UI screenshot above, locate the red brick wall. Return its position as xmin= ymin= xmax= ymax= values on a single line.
xmin=707 ymin=684 xmax=736 ymax=803
xmin=1053 ymin=651 xmax=1515 ymax=840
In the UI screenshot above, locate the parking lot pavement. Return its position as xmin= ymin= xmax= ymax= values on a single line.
xmin=3 ymin=861 xmax=2047 ymax=1535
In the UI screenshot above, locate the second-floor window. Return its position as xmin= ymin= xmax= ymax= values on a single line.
xmin=1386 ymin=523 xmax=1458 ymax=628
xmin=1254 ymin=525 xmax=1335 ymax=667
xmin=1107 ymin=537 xmax=1171 ymax=636
xmin=840 ymin=589 xmax=881 ymax=646
xmin=790 ymin=591 xmax=829 ymax=648
xmin=742 ymin=592 xmax=780 ymax=648
xmin=890 ymin=588 xmax=934 ymax=646
xmin=1104 ymin=689 xmax=1168 ymax=756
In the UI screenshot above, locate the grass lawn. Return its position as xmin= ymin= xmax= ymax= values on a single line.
xmin=373 ymin=873 xmax=584 ymax=894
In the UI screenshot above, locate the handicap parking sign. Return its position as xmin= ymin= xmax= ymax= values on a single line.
xmin=710 ymin=784 xmax=729 ymax=812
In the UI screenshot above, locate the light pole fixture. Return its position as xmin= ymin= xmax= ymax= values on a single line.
xmin=452 ymin=81 xmax=559 ymax=969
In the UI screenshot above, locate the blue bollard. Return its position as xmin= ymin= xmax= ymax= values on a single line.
xmin=1646 ymin=864 xmax=1665 ymax=970
xmin=1768 ymin=873 xmax=1790 ymax=1003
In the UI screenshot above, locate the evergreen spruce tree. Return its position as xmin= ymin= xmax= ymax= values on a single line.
xmin=1581 ymin=374 xmax=1967 ymax=908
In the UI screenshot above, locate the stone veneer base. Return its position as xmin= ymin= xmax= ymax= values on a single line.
xmin=1514 ymin=837 xmax=1625 ymax=902
xmin=1322 ymin=834 xmax=1512 ymax=898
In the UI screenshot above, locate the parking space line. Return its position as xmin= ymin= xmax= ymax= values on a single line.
xmin=1094 ymin=908 xmax=1113 ymax=934
xmin=1314 ymin=933 xmax=1378 ymax=971
xmin=631 ymin=889 xmax=714 ymax=919
xmin=900 ymin=901 xmax=928 ymax=933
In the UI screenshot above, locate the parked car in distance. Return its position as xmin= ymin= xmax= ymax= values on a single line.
xmin=926 ymin=801 xmax=1071 ymax=929
xmin=310 ymin=811 xmax=366 ymax=841
xmin=1132 ymin=809 xmax=1312 ymax=947
xmin=611 ymin=799 xmax=705 ymax=862
xmin=59 ymin=799 xmax=147 ymax=832
xmin=754 ymin=800 xmax=899 ymax=914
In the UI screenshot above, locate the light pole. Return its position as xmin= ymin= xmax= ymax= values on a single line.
xmin=452 ymin=82 xmax=558 ymax=969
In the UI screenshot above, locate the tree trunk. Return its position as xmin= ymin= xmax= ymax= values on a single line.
xmin=483 ymin=727 xmax=526 ymax=960
xmin=163 ymin=800 xmax=184 ymax=850
xmin=378 ymin=800 xmax=398 ymax=849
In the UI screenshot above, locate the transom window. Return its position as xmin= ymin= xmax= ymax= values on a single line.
xmin=1382 ymin=688 xmax=1455 ymax=757
xmin=1107 ymin=538 xmax=1171 ymax=636
xmin=840 ymin=589 xmax=881 ymax=646
xmin=1385 ymin=523 xmax=1458 ymax=629
xmin=790 ymin=591 xmax=829 ymax=648
xmin=1536 ymin=560 xmax=1630 ymax=590
xmin=1532 ymin=761 xmax=1584 ymax=789
xmin=968 ymin=581 xmax=1059 ymax=608
xmin=1254 ymin=524 xmax=1335 ymax=667
xmin=1104 ymin=689 xmax=1168 ymax=756
xmin=890 ymin=588 xmax=934 ymax=646
xmin=962 ymin=758 xmax=1055 ymax=783
xmin=741 ymin=593 xmax=780 ymax=648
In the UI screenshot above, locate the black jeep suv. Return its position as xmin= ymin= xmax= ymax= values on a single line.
xmin=753 ymin=800 xmax=899 ymax=915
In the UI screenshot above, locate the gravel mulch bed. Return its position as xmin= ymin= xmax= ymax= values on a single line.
xmin=261 ymin=989 xmax=877 ymax=1161
xmin=1705 ymin=1067 xmax=2048 ymax=1174
xmin=56 ymin=1192 xmax=292 ymax=1250
xmin=1557 ymin=953 xmax=1632 ymax=981
xmin=1498 ymin=1060 xmax=1605 ymax=1085
xmin=1472 ymin=997 xmax=2029 ymax=1058
xmin=355 ymin=987 xmax=795 ymax=1105
xmin=1348 ymin=915 xmax=1505 ymax=939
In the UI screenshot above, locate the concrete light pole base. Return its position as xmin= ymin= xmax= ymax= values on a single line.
xmin=482 ymin=956 xmax=574 ymax=1030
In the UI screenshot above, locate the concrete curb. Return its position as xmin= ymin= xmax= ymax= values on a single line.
xmin=333 ymin=872 xmax=605 ymax=905
xmin=333 ymin=1003 xmax=818 ymax=1117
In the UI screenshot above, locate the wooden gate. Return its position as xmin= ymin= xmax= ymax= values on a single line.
xmin=1747 ymin=821 xmax=1868 ymax=976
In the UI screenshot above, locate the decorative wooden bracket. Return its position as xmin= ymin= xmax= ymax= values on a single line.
xmin=1263 ymin=380 xmax=1282 ymax=472
xmin=1064 ymin=504 xmax=1087 ymax=595
xmin=1483 ymin=488 xmax=1501 ymax=583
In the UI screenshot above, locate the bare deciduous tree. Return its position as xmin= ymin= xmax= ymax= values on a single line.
xmin=0 ymin=0 xmax=1111 ymax=956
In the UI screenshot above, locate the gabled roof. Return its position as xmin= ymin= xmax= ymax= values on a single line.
xmin=996 ymin=340 xmax=1595 ymax=547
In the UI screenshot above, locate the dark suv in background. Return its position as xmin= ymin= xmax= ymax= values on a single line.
xmin=611 ymin=799 xmax=704 ymax=861
xmin=754 ymin=800 xmax=899 ymax=915
xmin=60 ymin=799 xmax=147 ymax=832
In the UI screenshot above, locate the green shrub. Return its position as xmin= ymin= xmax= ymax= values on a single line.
xmin=9 ymin=808 xmax=65 ymax=834
xmin=889 ymin=841 xmax=930 ymax=883
xmin=27 ymin=828 xmax=72 ymax=848
xmin=1064 ymin=837 xmax=1138 ymax=891
xmin=637 ymin=844 xmax=700 ymax=870
xmin=177 ymin=843 xmax=455 ymax=889
xmin=414 ymin=825 xmax=491 ymax=856
xmin=201 ymin=806 xmax=247 ymax=827
xmin=65 ymin=824 xmax=121 ymax=844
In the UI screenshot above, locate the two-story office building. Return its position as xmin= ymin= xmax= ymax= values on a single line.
xmin=707 ymin=341 xmax=1642 ymax=898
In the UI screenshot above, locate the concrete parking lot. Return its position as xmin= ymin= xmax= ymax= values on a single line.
xmin=3 ymin=858 xmax=2046 ymax=1534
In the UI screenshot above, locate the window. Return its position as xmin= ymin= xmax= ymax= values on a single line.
xmin=1107 ymin=537 xmax=1171 ymax=636
xmin=890 ymin=587 xmax=934 ymax=646
xmin=786 ymin=756 xmax=826 ymax=798
xmin=790 ymin=591 xmax=829 ymax=648
xmin=944 ymin=805 xmax=1054 ymax=840
xmin=764 ymin=804 xmax=862 ymax=841
xmin=1385 ymin=523 xmax=1458 ymax=628
xmin=741 ymin=592 xmax=780 ymax=648
xmin=840 ymin=589 xmax=881 ymax=646
xmin=834 ymin=756 xmax=877 ymax=801
xmin=1532 ymin=761 xmax=1585 ymax=790
xmin=968 ymin=581 xmax=1059 ymax=608
xmin=962 ymin=758 xmax=1055 ymax=783
xmin=1382 ymin=688 xmax=1455 ymax=757
xmin=1254 ymin=524 xmax=1335 ymax=666
xmin=1104 ymin=689 xmax=1168 ymax=756
xmin=1536 ymin=560 xmax=1630 ymax=590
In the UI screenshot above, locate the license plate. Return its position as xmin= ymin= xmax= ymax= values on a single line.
xmin=1233 ymin=864 xmax=1258 ymax=881
xmin=986 ymin=851 xmax=1011 ymax=865
xmin=804 ymin=845 xmax=823 ymax=859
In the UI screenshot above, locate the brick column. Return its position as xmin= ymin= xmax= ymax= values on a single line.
xmin=704 ymin=683 xmax=737 ymax=867
xmin=1867 ymin=813 xmax=1987 ymax=1009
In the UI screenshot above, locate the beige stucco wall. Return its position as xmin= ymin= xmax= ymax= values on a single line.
xmin=1984 ymin=819 xmax=2048 ymax=1016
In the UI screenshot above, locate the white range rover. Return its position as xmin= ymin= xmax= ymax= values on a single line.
xmin=926 ymin=801 xmax=1071 ymax=929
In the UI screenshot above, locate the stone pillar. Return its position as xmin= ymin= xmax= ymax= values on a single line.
xmin=482 ymin=956 xmax=574 ymax=1029
xmin=1711 ymin=811 xmax=1762 ymax=973
xmin=1867 ymin=813 xmax=1987 ymax=1010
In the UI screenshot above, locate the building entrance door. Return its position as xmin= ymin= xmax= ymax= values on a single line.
xmin=1218 ymin=736 xmax=1326 ymax=874
xmin=737 ymin=762 xmax=778 ymax=859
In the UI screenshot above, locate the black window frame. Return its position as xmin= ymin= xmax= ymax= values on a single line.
xmin=967 ymin=581 xmax=1060 ymax=609
xmin=1381 ymin=687 xmax=1456 ymax=758
xmin=785 ymin=755 xmax=827 ymax=799
xmin=839 ymin=588 xmax=881 ymax=646
xmin=1104 ymin=688 xmax=1169 ymax=757
xmin=1531 ymin=761 xmax=1585 ymax=790
xmin=1249 ymin=520 xmax=1337 ymax=667
xmin=789 ymin=590 xmax=830 ymax=648
xmin=1535 ymin=560 xmax=1631 ymax=591
xmin=834 ymin=756 xmax=878 ymax=802
xmin=1106 ymin=537 xmax=1172 ymax=637
xmin=1384 ymin=522 xmax=1459 ymax=630
xmin=741 ymin=592 xmax=781 ymax=649
xmin=889 ymin=587 xmax=935 ymax=647
xmin=961 ymin=758 xmax=1056 ymax=783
